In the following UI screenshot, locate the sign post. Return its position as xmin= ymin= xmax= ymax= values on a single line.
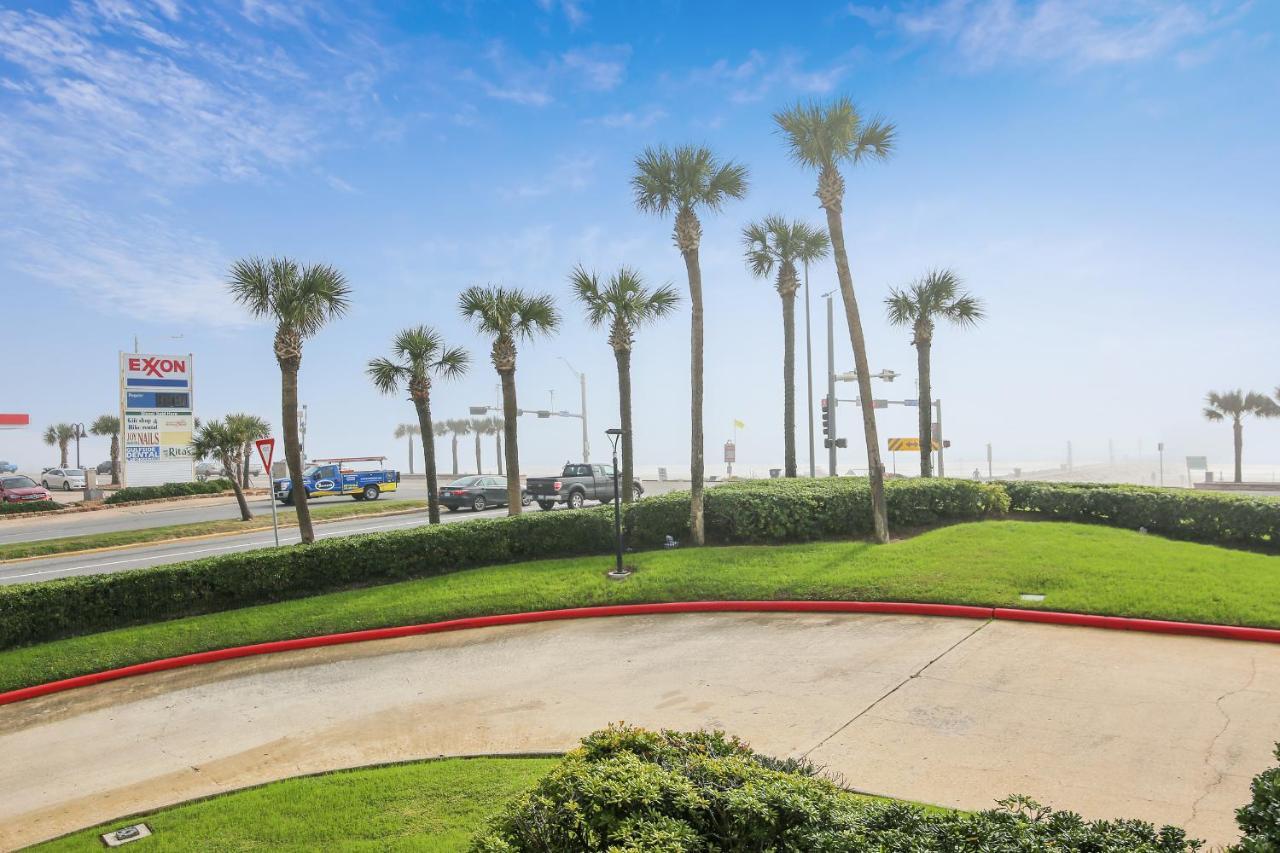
xmin=256 ymin=438 xmax=278 ymax=547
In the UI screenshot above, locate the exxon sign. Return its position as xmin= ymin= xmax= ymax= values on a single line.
xmin=124 ymin=356 xmax=189 ymax=381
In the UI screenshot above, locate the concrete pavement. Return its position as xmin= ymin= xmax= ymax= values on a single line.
xmin=2 ymin=612 xmax=1276 ymax=849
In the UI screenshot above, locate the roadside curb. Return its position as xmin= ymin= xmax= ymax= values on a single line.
xmin=0 ymin=503 xmax=430 ymax=565
xmin=3 ymin=601 xmax=1278 ymax=707
xmin=0 ymin=489 xmax=270 ymax=521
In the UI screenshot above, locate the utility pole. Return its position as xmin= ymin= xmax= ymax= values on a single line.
xmin=298 ymin=405 xmax=308 ymax=463
xmin=803 ymin=260 xmax=816 ymax=478
xmin=933 ymin=399 xmax=944 ymax=477
xmin=826 ymin=293 xmax=837 ymax=477
xmin=986 ymin=442 xmax=992 ymax=480
xmin=1067 ymin=440 xmax=1073 ymax=471
xmin=560 ymin=358 xmax=589 ymax=463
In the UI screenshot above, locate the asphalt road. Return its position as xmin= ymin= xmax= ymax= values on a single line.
xmin=3 ymin=613 xmax=1275 ymax=849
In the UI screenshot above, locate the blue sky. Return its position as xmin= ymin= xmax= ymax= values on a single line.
xmin=1 ymin=0 xmax=1278 ymax=478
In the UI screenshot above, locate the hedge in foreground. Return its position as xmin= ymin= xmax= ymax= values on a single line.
xmin=0 ymin=500 xmax=60 ymax=515
xmin=104 ymin=479 xmax=235 ymax=505
xmin=472 ymin=725 xmax=1210 ymax=852
xmin=0 ymin=478 xmax=1001 ymax=650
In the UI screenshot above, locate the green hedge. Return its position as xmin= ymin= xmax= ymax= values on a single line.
xmin=473 ymin=725 xmax=1206 ymax=851
xmin=0 ymin=478 xmax=1000 ymax=650
xmin=0 ymin=500 xmax=61 ymax=515
xmin=1004 ymin=481 xmax=1280 ymax=549
xmin=104 ymin=479 xmax=235 ymax=505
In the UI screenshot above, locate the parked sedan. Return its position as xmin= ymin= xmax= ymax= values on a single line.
xmin=438 ymin=475 xmax=531 ymax=512
xmin=0 ymin=475 xmax=51 ymax=503
xmin=0 ymin=461 xmax=17 ymax=474
xmin=95 ymin=460 xmax=113 ymax=475
xmin=41 ymin=468 xmax=86 ymax=491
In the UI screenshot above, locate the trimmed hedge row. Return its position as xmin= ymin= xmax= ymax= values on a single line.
xmin=0 ymin=478 xmax=1001 ymax=650
xmin=104 ymin=479 xmax=235 ymax=505
xmin=0 ymin=500 xmax=61 ymax=515
xmin=1005 ymin=481 xmax=1280 ymax=549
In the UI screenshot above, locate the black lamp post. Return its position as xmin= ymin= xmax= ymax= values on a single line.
xmin=71 ymin=422 xmax=87 ymax=469
xmin=605 ymin=428 xmax=628 ymax=579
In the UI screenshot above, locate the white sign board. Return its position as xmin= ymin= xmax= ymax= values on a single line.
xmin=119 ymin=353 xmax=195 ymax=487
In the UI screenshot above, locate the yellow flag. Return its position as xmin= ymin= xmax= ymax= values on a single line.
xmin=733 ymin=419 xmax=745 ymax=430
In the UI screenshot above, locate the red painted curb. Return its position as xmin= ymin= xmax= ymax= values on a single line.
xmin=2 ymin=602 xmax=1278 ymax=708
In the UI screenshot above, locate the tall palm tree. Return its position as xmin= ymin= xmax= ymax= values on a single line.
xmin=885 ymin=269 xmax=985 ymax=478
xmin=632 ymin=145 xmax=748 ymax=544
xmin=227 ymin=256 xmax=351 ymax=544
xmin=394 ymin=424 xmax=420 ymax=474
xmin=776 ymin=97 xmax=895 ymax=543
xmin=89 ymin=415 xmax=121 ymax=485
xmin=43 ymin=423 xmax=74 ymax=468
xmin=447 ymin=418 xmax=471 ymax=478
xmin=487 ymin=415 xmax=504 ymax=475
xmin=368 ymin=326 xmax=469 ymax=524
xmin=191 ymin=418 xmax=254 ymax=521
xmin=742 ymin=217 xmax=831 ymax=479
xmin=570 ymin=265 xmax=679 ymax=503
xmin=470 ymin=416 xmax=496 ymax=475
xmin=1203 ymin=390 xmax=1279 ymax=483
xmin=225 ymin=413 xmax=270 ymax=487
xmin=459 ymin=285 xmax=560 ymax=515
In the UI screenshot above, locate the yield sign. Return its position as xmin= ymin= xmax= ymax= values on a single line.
xmin=255 ymin=438 xmax=275 ymax=472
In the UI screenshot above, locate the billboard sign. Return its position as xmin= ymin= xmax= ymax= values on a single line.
xmin=120 ymin=352 xmax=195 ymax=487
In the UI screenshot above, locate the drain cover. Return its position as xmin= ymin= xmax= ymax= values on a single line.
xmin=1019 ymin=593 xmax=1046 ymax=602
xmin=102 ymin=824 xmax=151 ymax=847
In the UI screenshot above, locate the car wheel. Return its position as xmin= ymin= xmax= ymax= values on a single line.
xmin=521 ymin=492 xmax=532 ymax=507
xmin=537 ymin=500 xmax=556 ymax=511
xmin=64 ymin=481 xmax=72 ymax=491
xmin=446 ymin=505 xmax=459 ymax=512
xmin=472 ymin=495 xmax=487 ymax=512
xmin=632 ymin=482 xmax=645 ymax=499
xmin=41 ymin=480 xmax=49 ymax=489
xmin=568 ymin=490 xmax=585 ymax=510
xmin=362 ymin=485 xmax=380 ymax=501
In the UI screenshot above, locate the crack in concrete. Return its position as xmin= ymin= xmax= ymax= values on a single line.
xmin=1188 ymin=655 xmax=1258 ymax=829
xmin=803 ymin=620 xmax=991 ymax=759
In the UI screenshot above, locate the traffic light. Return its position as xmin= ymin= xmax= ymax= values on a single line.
xmin=820 ymin=397 xmax=830 ymax=437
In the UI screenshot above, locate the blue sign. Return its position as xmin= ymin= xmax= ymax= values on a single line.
xmin=126 ymin=446 xmax=161 ymax=460
xmin=127 ymin=392 xmax=157 ymax=407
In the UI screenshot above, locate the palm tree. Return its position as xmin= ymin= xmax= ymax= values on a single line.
xmin=191 ymin=418 xmax=254 ymax=521
xmin=570 ymin=265 xmax=679 ymax=503
xmin=394 ymin=424 xmax=420 ymax=474
xmin=470 ymin=416 xmax=496 ymax=475
xmin=227 ymin=256 xmax=351 ymax=544
xmin=43 ymin=423 xmax=74 ymax=468
xmin=742 ymin=217 xmax=830 ymax=478
xmin=447 ymin=418 xmax=471 ymax=478
xmin=885 ymin=270 xmax=985 ymax=478
xmin=632 ymin=145 xmax=748 ymax=544
xmin=89 ymin=415 xmax=121 ymax=484
xmin=487 ymin=415 xmax=504 ymax=475
xmin=368 ymin=326 xmax=469 ymax=524
xmin=433 ymin=421 xmax=449 ymax=474
xmin=459 ymin=285 xmax=560 ymax=515
xmin=225 ymin=413 xmax=270 ymax=487
xmin=776 ymin=97 xmax=895 ymax=543
xmin=1203 ymin=390 xmax=1279 ymax=483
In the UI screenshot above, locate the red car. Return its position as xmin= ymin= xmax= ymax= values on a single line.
xmin=0 ymin=475 xmax=52 ymax=503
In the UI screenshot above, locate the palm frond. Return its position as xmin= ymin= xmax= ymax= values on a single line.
xmin=851 ymin=116 xmax=897 ymax=164
xmin=366 ymin=357 xmax=409 ymax=396
xmin=436 ymin=345 xmax=470 ymax=381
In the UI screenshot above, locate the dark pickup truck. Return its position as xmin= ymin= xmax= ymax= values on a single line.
xmin=526 ymin=463 xmax=644 ymax=511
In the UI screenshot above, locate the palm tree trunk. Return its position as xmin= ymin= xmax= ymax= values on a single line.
xmin=60 ymin=440 xmax=69 ymax=468
xmin=451 ymin=437 xmax=459 ymax=477
xmin=228 ymin=467 xmax=253 ymax=521
xmin=407 ymin=435 xmax=415 ymax=475
xmin=110 ymin=435 xmax=120 ymax=485
xmin=1234 ymin=418 xmax=1243 ymax=483
xmin=500 ymin=370 xmax=521 ymax=515
xmin=917 ymin=338 xmax=933 ymax=478
xmin=281 ymin=362 xmax=314 ymax=543
xmin=682 ymin=247 xmax=706 ymax=546
xmin=823 ymin=205 xmax=889 ymax=543
xmin=415 ymin=399 xmax=440 ymax=524
xmin=241 ymin=444 xmax=251 ymax=488
xmin=495 ymin=431 xmax=503 ymax=476
xmin=782 ymin=290 xmax=797 ymax=478
xmin=615 ymin=347 xmax=635 ymax=503
xmin=474 ymin=432 xmax=482 ymax=475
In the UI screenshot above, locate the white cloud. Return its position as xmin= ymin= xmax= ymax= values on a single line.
xmin=561 ymin=44 xmax=630 ymax=90
xmin=535 ymin=0 xmax=587 ymax=28
xmin=693 ymin=48 xmax=854 ymax=104
xmin=464 ymin=40 xmax=631 ymax=107
xmin=502 ymin=154 xmax=597 ymax=199
xmin=589 ymin=106 xmax=666 ymax=129
xmin=874 ymin=0 xmax=1243 ymax=70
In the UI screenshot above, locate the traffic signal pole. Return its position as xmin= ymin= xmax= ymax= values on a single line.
xmin=826 ymin=295 xmax=837 ymax=477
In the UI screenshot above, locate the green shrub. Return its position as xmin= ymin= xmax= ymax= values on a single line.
xmin=104 ymin=479 xmax=236 ymax=505
xmin=471 ymin=725 xmax=1202 ymax=852
xmin=0 ymin=500 xmax=61 ymax=515
xmin=1233 ymin=743 xmax=1280 ymax=851
xmin=1005 ymin=481 xmax=1280 ymax=549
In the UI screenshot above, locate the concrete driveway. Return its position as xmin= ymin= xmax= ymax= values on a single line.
xmin=2 ymin=613 xmax=1277 ymax=849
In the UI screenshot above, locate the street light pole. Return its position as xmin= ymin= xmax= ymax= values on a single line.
xmin=560 ymin=358 xmax=589 ymax=463
xmin=803 ymin=260 xmax=815 ymax=478
xmin=933 ymin=399 xmax=944 ymax=478
xmin=71 ymin=423 xmax=86 ymax=469
xmin=606 ymin=428 xmax=628 ymax=579
xmin=826 ymin=293 xmax=837 ymax=477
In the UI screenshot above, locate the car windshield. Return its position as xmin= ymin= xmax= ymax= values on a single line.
xmin=302 ymin=466 xmax=322 ymax=478
xmin=564 ymin=464 xmax=592 ymax=477
xmin=2 ymin=476 xmax=36 ymax=489
xmin=66 ymin=469 xmax=84 ymax=477
xmin=447 ymin=476 xmax=482 ymax=487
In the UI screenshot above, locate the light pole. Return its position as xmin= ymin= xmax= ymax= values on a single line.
xmin=825 ymin=292 xmax=837 ymax=477
xmin=605 ymin=428 xmax=628 ymax=579
xmin=559 ymin=357 xmax=589 ymax=463
xmin=803 ymin=260 xmax=816 ymax=478
xmin=71 ymin=423 xmax=86 ymax=469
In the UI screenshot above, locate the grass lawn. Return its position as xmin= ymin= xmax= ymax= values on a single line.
xmin=3 ymin=520 xmax=1278 ymax=695
xmin=33 ymin=756 xmax=559 ymax=852
xmin=0 ymin=499 xmax=428 ymax=561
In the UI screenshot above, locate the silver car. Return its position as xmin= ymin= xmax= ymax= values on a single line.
xmin=42 ymin=468 xmax=87 ymax=491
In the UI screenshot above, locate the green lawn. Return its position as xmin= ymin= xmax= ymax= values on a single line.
xmin=0 ymin=499 xmax=428 ymax=561
xmin=3 ymin=520 xmax=1277 ymax=695
xmin=34 ymin=756 xmax=559 ymax=852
